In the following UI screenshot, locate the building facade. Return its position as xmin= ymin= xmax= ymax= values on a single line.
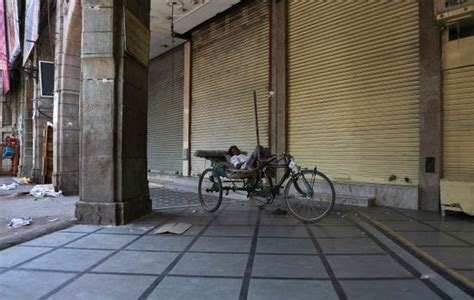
xmin=147 ymin=0 xmax=473 ymax=213
xmin=1 ymin=0 xmax=472 ymax=224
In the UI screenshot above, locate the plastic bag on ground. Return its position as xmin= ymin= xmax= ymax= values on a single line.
xmin=8 ymin=218 xmax=33 ymax=228
xmin=0 ymin=183 xmax=18 ymax=190
xmin=30 ymin=184 xmax=62 ymax=198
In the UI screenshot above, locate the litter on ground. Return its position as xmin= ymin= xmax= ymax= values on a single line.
xmin=154 ymin=223 xmax=192 ymax=235
xmin=18 ymin=177 xmax=32 ymax=185
xmin=30 ymin=184 xmax=62 ymax=198
xmin=8 ymin=218 xmax=33 ymax=228
xmin=0 ymin=183 xmax=18 ymax=190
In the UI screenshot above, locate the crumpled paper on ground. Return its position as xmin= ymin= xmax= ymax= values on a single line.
xmin=30 ymin=184 xmax=62 ymax=198
xmin=0 ymin=183 xmax=18 ymax=190
xmin=8 ymin=218 xmax=33 ymax=228
xmin=19 ymin=177 xmax=32 ymax=184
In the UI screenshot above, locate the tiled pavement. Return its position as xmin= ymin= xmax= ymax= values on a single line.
xmin=357 ymin=207 xmax=474 ymax=283
xmin=0 ymin=197 xmax=473 ymax=299
xmin=150 ymin=188 xmax=201 ymax=209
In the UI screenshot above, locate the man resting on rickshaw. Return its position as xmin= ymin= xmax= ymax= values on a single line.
xmin=227 ymin=145 xmax=252 ymax=169
xmin=226 ymin=145 xmax=270 ymax=170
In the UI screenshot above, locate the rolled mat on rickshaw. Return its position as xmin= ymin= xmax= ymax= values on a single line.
xmin=194 ymin=150 xmax=247 ymax=160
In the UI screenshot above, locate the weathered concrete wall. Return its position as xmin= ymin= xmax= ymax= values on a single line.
xmin=53 ymin=0 xmax=81 ymax=194
xmin=76 ymin=0 xmax=151 ymax=225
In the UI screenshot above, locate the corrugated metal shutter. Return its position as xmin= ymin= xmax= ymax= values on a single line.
xmin=287 ymin=0 xmax=420 ymax=185
xmin=147 ymin=46 xmax=184 ymax=174
xmin=190 ymin=0 xmax=270 ymax=175
xmin=442 ymin=36 xmax=474 ymax=181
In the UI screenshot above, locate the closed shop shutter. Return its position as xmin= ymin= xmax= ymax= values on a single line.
xmin=287 ymin=0 xmax=420 ymax=185
xmin=442 ymin=36 xmax=474 ymax=181
xmin=147 ymin=46 xmax=184 ymax=174
xmin=190 ymin=0 xmax=270 ymax=175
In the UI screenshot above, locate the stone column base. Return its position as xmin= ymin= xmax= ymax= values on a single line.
xmin=75 ymin=198 xmax=152 ymax=225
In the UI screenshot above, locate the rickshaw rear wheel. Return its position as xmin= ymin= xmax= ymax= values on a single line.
xmin=198 ymin=168 xmax=223 ymax=212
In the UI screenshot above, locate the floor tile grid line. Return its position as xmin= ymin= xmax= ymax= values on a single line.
xmin=0 ymin=227 xmax=103 ymax=276
xmin=76 ymin=232 xmax=152 ymax=236
xmin=304 ymin=223 xmax=348 ymax=300
xmin=252 ymin=252 xmax=386 ymax=256
xmin=388 ymin=230 xmax=439 ymax=232
xmin=200 ymin=235 xmax=254 ymax=238
xmin=261 ymin=236 xmax=368 ymax=239
xmin=166 ymin=274 xmax=243 ymax=279
xmin=14 ymin=267 xmax=80 ymax=274
xmin=207 ymin=224 xmax=321 ymax=227
xmin=137 ymin=215 xmax=219 ymax=300
xmin=122 ymin=249 xmax=182 ymax=254
xmin=415 ymin=245 xmax=474 ymax=248
xmin=38 ymin=219 xmax=172 ymax=300
xmin=337 ymin=276 xmax=419 ymax=281
xmin=347 ymin=215 xmax=452 ymax=299
xmin=87 ymin=271 xmax=160 ymax=277
xmin=251 ymin=276 xmax=331 ymax=280
xmin=185 ymin=251 xmax=251 ymax=255
xmin=238 ymin=209 xmax=261 ymax=300
xmin=59 ymin=224 xmax=156 ymax=234
xmin=317 ymin=252 xmax=387 ymax=256
xmin=14 ymin=245 xmax=62 ymax=249
xmin=250 ymin=276 xmax=416 ymax=281
xmin=386 ymin=208 xmax=474 ymax=246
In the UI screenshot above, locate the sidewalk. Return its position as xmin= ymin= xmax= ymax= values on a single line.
xmin=0 ymin=177 xmax=78 ymax=250
xmin=0 ymin=189 xmax=472 ymax=299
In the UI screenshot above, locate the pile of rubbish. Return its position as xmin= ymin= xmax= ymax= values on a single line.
xmin=0 ymin=179 xmax=62 ymax=198
xmin=29 ymin=184 xmax=62 ymax=198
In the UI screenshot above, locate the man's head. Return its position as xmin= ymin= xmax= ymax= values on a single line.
xmin=228 ymin=145 xmax=241 ymax=156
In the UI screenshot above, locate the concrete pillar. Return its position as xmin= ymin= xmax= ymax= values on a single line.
xmin=18 ymin=73 xmax=34 ymax=177
xmin=182 ymin=42 xmax=191 ymax=176
xmin=418 ymin=0 xmax=442 ymax=211
xmin=271 ymin=0 xmax=287 ymax=155
xmin=76 ymin=0 xmax=151 ymax=225
xmin=53 ymin=0 xmax=81 ymax=194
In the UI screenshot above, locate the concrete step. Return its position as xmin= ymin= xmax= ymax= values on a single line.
xmin=336 ymin=195 xmax=376 ymax=207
